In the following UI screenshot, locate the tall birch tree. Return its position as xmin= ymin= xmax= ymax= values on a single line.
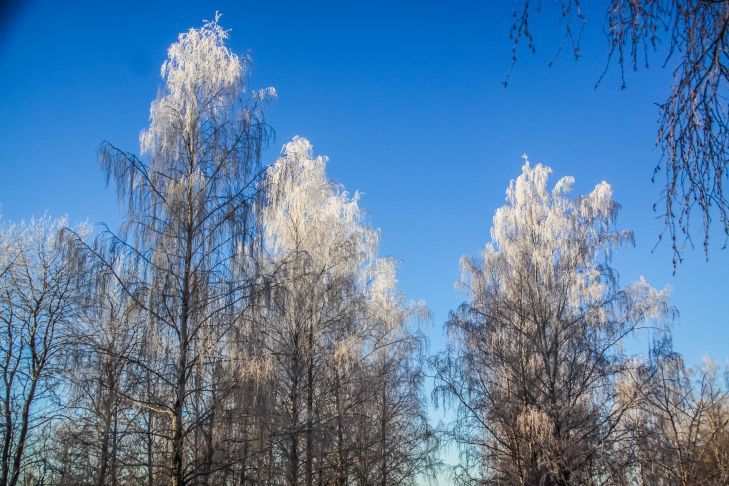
xmin=434 ymin=160 xmax=672 ymax=484
xmin=255 ymin=137 xmax=435 ymax=485
xmin=91 ymin=14 xmax=274 ymax=485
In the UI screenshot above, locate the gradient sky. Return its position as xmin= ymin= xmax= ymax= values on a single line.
xmin=1 ymin=0 xmax=728 ymax=456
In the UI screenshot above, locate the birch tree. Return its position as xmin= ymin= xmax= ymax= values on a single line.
xmin=620 ymin=341 xmax=729 ymax=485
xmin=356 ymin=258 xmax=437 ymax=485
xmin=258 ymin=137 xmax=371 ymax=484
xmin=55 ymin=255 xmax=148 ymax=486
xmin=89 ymin=14 xmax=274 ymax=485
xmin=0 ymin=216 xmax=85 ymax=486
xmin=433 ymin=160 xmax=672 ymax=484
xmin=255 ymin=137 xmax=435 ymax=485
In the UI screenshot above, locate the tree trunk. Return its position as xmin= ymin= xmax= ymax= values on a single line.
xmin=305 ymin=320 xmax=315 ymax=486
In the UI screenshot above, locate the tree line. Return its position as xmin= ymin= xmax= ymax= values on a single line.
xmin=1 ymin=15 xmax=727 ymax=486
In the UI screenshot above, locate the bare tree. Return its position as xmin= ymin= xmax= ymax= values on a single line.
xmin=509 ymin=0 xmax=729 ymax=267
xmin=619 ymin=339 xmax=729 ymax=485
xmin=358 ymin=259 xmax=438 ymax=485
xmin=55 ymin=254 xmax=148 ymax=486
xmin=0 ymin=216 xmax=84 ymax=486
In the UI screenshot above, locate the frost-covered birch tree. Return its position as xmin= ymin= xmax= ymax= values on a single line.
xmin=252 ymin=137 xmax=435 ymax=485
xmin=88 ymin=14 xmax=274 ymax=485
xmin=357 ymin=258 xmax=438 ymax=485
xmin=433 ymin=160 xmax=672 ymax=484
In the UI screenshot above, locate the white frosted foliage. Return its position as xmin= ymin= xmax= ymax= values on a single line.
xmin=466 ymin=160 xmax=669 ymax=333
xmin=438 ymin=159 xmax=674 ymax=484
xmin=261 ymin=136 xmax=377 ymax=277
xmin=258 ymin=136 xmax=422 ymax=369
xmin=139 ymin=12 xmax=275 ymax=169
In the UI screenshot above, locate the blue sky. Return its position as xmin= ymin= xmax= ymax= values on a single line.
xmin=1 ymin=0 xmax=727 ymax=437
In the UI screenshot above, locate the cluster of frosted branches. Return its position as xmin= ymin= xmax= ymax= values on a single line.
xmin=510 ymin=0 xmax=729 ymax=267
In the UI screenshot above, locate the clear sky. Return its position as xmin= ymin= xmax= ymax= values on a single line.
xmin=1 ymin=0 xmax=727 ymax=453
